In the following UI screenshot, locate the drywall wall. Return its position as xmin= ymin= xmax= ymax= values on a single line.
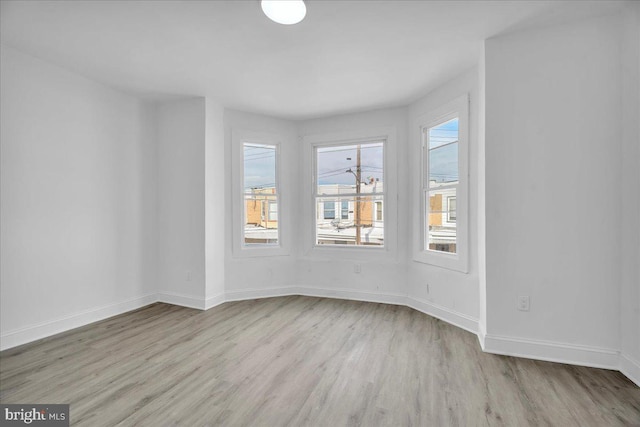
xmin=156 ymin=98 xmax=207 ymax=306
xmin=223 ymin=109 xmax=299 ymax=298
xmin=0 ymin=46 xmax=157 ymax=349
xmin=295 ymin=108 xmax=408 ymax=301
xmin=205 ymin=98 xmax=226 ymax=307
xmin=477 ymin=45 xmax=487 ymax=342
xmin=484 ymin=13 xmax=623 ymax=365
xmin=620 ymin=2 xmax=640 ymax=384
xmin=406 ymin=68 xmax=480 ymax=331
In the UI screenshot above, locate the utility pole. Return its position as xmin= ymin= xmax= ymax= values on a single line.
xmin=355 ymin=144 xmax=361 ymax=245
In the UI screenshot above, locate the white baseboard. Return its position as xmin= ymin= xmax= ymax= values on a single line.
xmin=157 ymin=291 xmax=206 ymax=310
xmin=620 ymin=353 xmax=640 ymax=387
xmin=483 ymin=333 xmax=620 ymax=371
xmin=0 ymin=293 xmax=157 ymax=351
xmin=477 ymin=321 xmax=487 ymax=350
xmin=406 ymin=296 xmax=479 ymax=335
xmin=296 ymin=286 xmax=407 ymax=306
xmin=224 ymin=286 xmax=299 ymax=302
xmin=204 ymin=293 xmax=226 ymax=310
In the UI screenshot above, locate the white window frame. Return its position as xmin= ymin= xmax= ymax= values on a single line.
xmin=413 ymin=94 xmax=469 ymax=272
xmin=302 ymin=127 xmax=397 ymax=261
xmin=232 ymin=129 xmax=288 ymax=257
xmin=313 ymin=140 xmax=385 ymax=248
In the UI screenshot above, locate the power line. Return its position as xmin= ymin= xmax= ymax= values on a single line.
xmin=318 ymin=166 xmax=356 ymax=176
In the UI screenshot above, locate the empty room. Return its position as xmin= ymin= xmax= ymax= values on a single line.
xmin=1 ymin=0 xmax=639 ymax=425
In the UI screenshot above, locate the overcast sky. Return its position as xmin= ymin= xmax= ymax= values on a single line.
xmin=243 ymin=118 xmax=458 ymax=191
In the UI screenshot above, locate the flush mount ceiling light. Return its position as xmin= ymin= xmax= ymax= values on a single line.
xmin=261 ymin=0 xmax=306 ymax=25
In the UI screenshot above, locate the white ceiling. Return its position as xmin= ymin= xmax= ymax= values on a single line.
xmin=0 ymin=0 xmax=625 ymax=119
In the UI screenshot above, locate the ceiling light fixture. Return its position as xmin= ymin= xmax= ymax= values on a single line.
xmin=261 ymin=0 xmax=306 ymax=25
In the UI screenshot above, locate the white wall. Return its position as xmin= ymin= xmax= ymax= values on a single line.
xmin=156 ymin=98 xmax=207 ymax=307
xmin=155 ymin=96 xmax=226 ymax=310
xmin=477 ymin=45 xmax=487 ymax=341
xmin=0 ymin=46 xmax=157 ymax=349
xmin=205 ymin=98 xmax=226 ymax=307
xmin=296 ymin=108 xmax=408 ymax=301
xmin=223 ymin=109 xmax=299 ymax=299
xmin=406 ymin=68 xmax=480 ymax=332
xmin=620 ymin=2 xmax=640 ymax=384
xmin=484 ymin=13 xmax=623 ymax=366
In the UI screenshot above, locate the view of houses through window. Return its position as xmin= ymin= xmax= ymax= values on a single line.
xmin=315 ymin=141 xmax=384 ymax=246
xmin=424 ymin=118 xmax=458 ymax=253
xmin=243 ymin=143 xmax=278 ymax=245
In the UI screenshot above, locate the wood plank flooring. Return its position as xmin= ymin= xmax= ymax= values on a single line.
xmin=1 ymin=296 xmax=639 ymax=426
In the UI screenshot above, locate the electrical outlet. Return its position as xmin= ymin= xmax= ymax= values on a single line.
xmin=518 ymin=296 xmax=530 ymax=311
xmin=354 ymin=264 xmax=361 ymax=274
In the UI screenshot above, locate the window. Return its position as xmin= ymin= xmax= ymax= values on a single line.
xmin=243 ymin=143 xmax=278 ymax=245
xmin=447 ymin=196 xmax=456 ymax=222
xmin=414 ymin=94 xmax=468 ymax=272
xmin=323 ymin=201 xmax=336 ymax=219
xmin=341 ymin=200 xmax=349 ymax=220
xmin=425 ymin=117 xmax=459 ymax=254
xmin=314 ymin=141 xmax=384 ymax=246
xmin=375 ymin=201 xmax=383 ymax=221
xmin=269 ymin=202 xmax=278 ymax=221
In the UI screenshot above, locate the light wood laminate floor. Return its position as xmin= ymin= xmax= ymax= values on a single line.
xmin=1 ymin=296 xmax=639 ymax=426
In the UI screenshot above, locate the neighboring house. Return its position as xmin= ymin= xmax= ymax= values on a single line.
xmin=427 ymin=182 xmax=457 ymax=253
xmin=244 ymin=179 xmax=457 ymax=249
xmin=245 ymin=187 xmax=278 ymax=229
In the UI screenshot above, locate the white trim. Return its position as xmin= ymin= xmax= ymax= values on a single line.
xmin=406 ymin=296 xmax=478 ymax=335
xmin=483 ymin=333 xmax=620 ymax=371
xmin=157 ymin=291 xmax=206 ymax=310
xmin=296 ymin=286 xmax=407 ymax=306
xmin=224 ymin=286 xmax=299 ymax=302
xmin=477 ymin=320 xmax=487 ymax=350
xmin=204 ymin=293 xmax=226 ymax=310
xmin=0 ymin=293 xmax=157 ymax=351
xmin=231 ymin=129 xmax=289 ymax=258
xmin=413 ymin=94 xmax=469 ymax=273
xmin=620 ymin=353 xmax=640 ymax=387
xmin=301 ymin=126 xmax=398 ymax=261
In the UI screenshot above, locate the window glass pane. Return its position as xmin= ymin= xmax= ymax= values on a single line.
xmin=426 ymin=188 xmax=456 ymax=253
xmin=428 ymin=118 xmax=458 ymax=188
xmin=244 ymin=143 xmax=278 ymax=245
xmin=244 ymin=194 xmax=278 ymax=244
xmin=316 ymin=195 xmax=383 ymax=246
xmin=317 ymin=142 xmax=384 ymax=195
xmin=244 ymin=144 xmax=276 ymax=193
